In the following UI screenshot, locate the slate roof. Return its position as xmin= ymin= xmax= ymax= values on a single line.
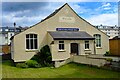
xmin=48 ymin=31 xmax=95 ymax=40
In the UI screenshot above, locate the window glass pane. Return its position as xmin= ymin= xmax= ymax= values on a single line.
xmin=34 ymin=34 xmax=37 ymax=38
xmin=26 ymin=34 xmax=29 ymax=38
xmin=59 ymin=44 xmax=61 ymax=49
xmin=30 ymin=34 xmax=33 ymax=38
xmin=85 ymin=41 xmax=89 ymax=49
xmin=31 ymin=39 xmax=33 ymax=49
xmin=34 ymin=39 xmax=37 ymax=49
xmin=61 ymin=44 xmax=64 ymax=49
xmin=26 ymin=39 xmax=29 ymax=49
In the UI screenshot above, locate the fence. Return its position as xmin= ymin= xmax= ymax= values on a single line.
xmin=109 ymin=39 xmax=120 ymax=56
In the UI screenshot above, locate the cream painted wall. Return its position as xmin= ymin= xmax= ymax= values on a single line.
xmin=51 ymin=40 xmax=70 ymax=61
xmin=12 ymin=4 xmax=109 ymax=62
xmin=49 ymin=39 xmax=95 ymax=61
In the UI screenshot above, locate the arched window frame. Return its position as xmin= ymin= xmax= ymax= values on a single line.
xmin=94 ymin=34 xmax=101 ymax=48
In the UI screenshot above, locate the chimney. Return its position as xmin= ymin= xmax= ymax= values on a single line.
xmin=14 ymin=22 xmax=16 ymax=34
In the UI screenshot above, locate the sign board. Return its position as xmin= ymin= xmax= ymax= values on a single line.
xmin=59 ymin=16 xmax=75 ymax=23
xmin=56 ymin=28 xmax=79 ymax=31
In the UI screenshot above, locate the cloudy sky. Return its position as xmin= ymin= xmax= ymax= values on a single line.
xmin=2 ymin=2 xmax=118 ymax=27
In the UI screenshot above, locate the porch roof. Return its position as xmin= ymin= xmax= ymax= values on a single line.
xmin=48 ymin=31 xmax=95 ymax=40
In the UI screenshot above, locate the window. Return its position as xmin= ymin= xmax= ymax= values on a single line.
xmin=26 ymin=34 xmax=38 ymax=50
xmin=85 ymin=41 xmax=89 ymax=49
xmin=5 ymin=29 xmax=8 ymax=31
xmin=10 ymin=33 xmax=13 ymax=37
xmin=94 ymin=34 xmax=101 ymax=47
xmin=59 ymin=41 xmax=64 ymax=50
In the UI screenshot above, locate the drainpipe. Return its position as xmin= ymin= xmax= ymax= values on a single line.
xmin=94 ymin=40 xmax=96 ymax=54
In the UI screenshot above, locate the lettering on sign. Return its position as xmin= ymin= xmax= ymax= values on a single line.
xmin=56 ymin=28 xmax=79 ymax=31
xmin=59 ymin=16 xmax=75 ymax=23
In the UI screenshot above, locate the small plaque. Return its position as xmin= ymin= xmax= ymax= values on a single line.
xmin=59 ymin=16 xmax=75 ymax=23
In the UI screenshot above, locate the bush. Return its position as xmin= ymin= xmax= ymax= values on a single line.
xmin=30 ymin=45 xmax=53 ymax=67
xmin=31 ymin=55 xmax=40 ymax=63
xmin=16 ymin=63 xmax=28 ymax=68
xmin=25 ymin=60 xmax=41 ymax=68
xmin=104 ymin=51 xmax=111 ymax=56
xmin=38 ymin=45 xmax=52 ymax=66
xmin=106 ymin=58 xmax=113 ymax=62
xmin=44 ymin=62 xmax=54 ymax=67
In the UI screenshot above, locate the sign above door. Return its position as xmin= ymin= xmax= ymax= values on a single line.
xmin=56 ymin=28 xmax=79 ymax=31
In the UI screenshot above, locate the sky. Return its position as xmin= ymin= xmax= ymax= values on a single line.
xmin=1 ymin=1 xmax=118 ymax=27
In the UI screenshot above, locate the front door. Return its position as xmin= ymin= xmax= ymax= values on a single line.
xmin=71 ymin=43 xmax=79 ymax=55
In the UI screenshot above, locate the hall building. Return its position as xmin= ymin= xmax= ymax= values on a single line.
xmin=10 ymin=3 xmax=109 ymax=66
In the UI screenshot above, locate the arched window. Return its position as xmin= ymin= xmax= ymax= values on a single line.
xmin=26 ymin=34 xmax=38 ymax=50
xmin=94 ymin=34 xmax=101 ymax=47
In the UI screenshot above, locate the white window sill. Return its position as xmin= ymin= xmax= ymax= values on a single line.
xmin=58 ymin=50 xmax=66 ymax=52
xmin=84 ymin=49 xmax=91 ymax=51
xmin=96 ymin=47 xmax=102 ymax=49
xmin=25 ymin=49 xmax=38 ymax=52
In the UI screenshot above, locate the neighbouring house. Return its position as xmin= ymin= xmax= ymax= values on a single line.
xmin=0 ymin=26 xmax=28 ymax=53
xmin=95 ymin=25 xmax=119 ymax=39
xmin=109 ymin=36 xmax=120 ymax=56
xmin=0 ymin=27 xmax=21 ymax=46
xmin=10 ymin=3 xmax=109 ymax=67
xmin=0 ymin=27 xmax=21 ymax=53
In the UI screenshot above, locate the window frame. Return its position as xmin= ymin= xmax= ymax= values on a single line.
xmin=85 ymin=41 xmax=89 ymax=50
xmin=94 ymin=34 xmax=101 ymax=48
xmin=58 ymin=41 xmax=65 ymax=51
xmin=26 ymin=34 xmax=38 ymax=50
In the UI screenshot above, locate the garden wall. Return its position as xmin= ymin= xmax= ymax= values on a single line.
xmin=73 ymin=55 xmax=106 ymax=67
xmin=55 ymin=55 xmax=106 ymax=67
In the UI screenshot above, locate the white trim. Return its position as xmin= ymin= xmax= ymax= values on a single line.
xmin=85 ymin=40 xmax=89 ymax=49
xmin=84 ymin=49 xmax=91 ymax=51
xmin=58 ymin=41 xmax=65 ymax=51
xmin=96 ymin=47 xmax=102 ymax=49
xmin=25 ymin=49 xmax=38 ymax=52
xmin=25 ymin=34 xmax=38 ymax=50
xmin=58 ymin=50 xmax=66 ymax=52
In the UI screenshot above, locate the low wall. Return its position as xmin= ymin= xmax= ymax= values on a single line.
xmin=73 ymin=55 xmax=106 ymax=67
xmin=55 ymin=55 xmax=106 ymax=68
xmin=55 ymin=55 xmax=107 ymax=68
xmin=55 ymin=58 xmax=72 ymax=68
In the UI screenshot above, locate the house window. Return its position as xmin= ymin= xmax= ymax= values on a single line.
xmin=85 ymin=41 xmax=89 ymax=49
xmin=10 ymin=33 xmax=13 ymax=37
xmin=94 ymin=34 xmax=101 ymax=47
xmin=26 ymin=34 xmax=38 ymax=50
xmin=59 ymin=41 xmax=64 ymax=50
